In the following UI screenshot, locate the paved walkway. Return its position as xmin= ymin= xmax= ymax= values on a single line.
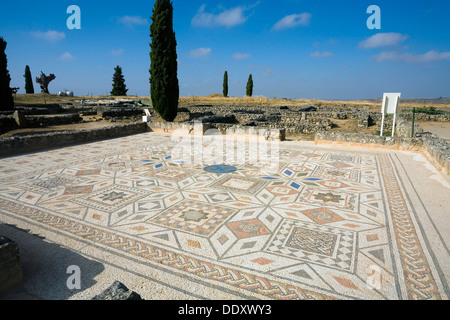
xmin=0 ymin=132 xmax=448 ymax=300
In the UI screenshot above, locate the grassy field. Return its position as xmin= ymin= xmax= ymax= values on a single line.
xmin=13 ymin=93 xmax=450 ymax=112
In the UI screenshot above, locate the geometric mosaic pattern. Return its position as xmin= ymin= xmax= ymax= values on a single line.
xmin=0 ymin=132 xmax=448 ymax=300
xmin=265 ymin=219 xmax=356 ymax=272
xmin=150 ymin=199 xmax=237 ymax=237
xmin=72 ymin=185 xmax=148 ymax=213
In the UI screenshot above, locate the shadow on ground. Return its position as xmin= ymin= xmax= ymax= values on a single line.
xmin=0 ymin=223 xmax=104 ymax=300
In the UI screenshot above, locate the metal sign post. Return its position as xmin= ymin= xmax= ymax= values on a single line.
xmin=380 ymin=93 xmax=401 ymax=138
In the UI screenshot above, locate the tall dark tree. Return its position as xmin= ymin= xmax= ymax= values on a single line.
xmin=110 ymin=66 xmax=128 ymax=96
xmin=223 ymin=71 xmax=228 ymax=98
xmin=246 ymin=74 xmax=253 ymax=97
xmin=150 ymin=0 xmax=179 ymax=122
xmin=24 ymin=65 xmax=34 ymax=94
xmin=0 ymin=37 xmax=14 ymax=110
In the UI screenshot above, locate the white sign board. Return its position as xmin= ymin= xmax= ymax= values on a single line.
xmin=380 ymin=93 xmax=401 ymax=138
xmin=143 ymin=109 xmax=151 ymax=123
xmin=382 ymin=93 xmax=401 ymax=115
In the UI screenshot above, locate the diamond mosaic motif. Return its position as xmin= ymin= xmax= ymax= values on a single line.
xmin=211 ymin=176 xmax=266 ymax=194
xmin=71 ymin=186 xmax=148 ymax=213
xmin=203 ymin=164 xmax=238 ymax=174
xmin=301 ymin=208 xmax=343 ymax=224
xmin=227 ymin=219 xmax=271 ymax=239
xmin=150 ymin=200 xmax=237 ymax=237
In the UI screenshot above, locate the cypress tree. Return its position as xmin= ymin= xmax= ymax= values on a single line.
xmin=223 ymin=71 xmax=228 ymax=98
xmin=150 ymin=0 xmax=179 ymax=122
xmin=24 ymin=65 xmax=34 ymax=94
xmin=110 ymin=65 xmax=128 ymax=96
xmin=246 ymin=74 xmax=253 ymax=97
xmin=0 ymin=37 xmax=14 ymax=111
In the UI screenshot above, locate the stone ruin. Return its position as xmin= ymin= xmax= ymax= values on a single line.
xmin=0 ymin=97 xmax=448 ymax=173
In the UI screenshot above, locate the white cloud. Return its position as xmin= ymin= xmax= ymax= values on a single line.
xmin=110 ymin=49 xmax=125 ymax=56
xmin=232 ymin=53 xmax=251 ymax=60
xmin=359 ymin=33 xmax=408 ymax=49
xmin=192 ymin=3 xmax=259 ymax=28
xmin=261 ymin=68 xmax=274 ymax=77
xmin=190 ymin=47 xmax=212 ymax=58
xmin=310 ymin=51 xmax=333 ymax=58
xmin=374 ymin=50 xmax=450 ymax=63
xmin=30 ymin=30 xmax=66 ymax=42
xmin=60 ymin=52 xmax=75 ymax=61
xmin=118 ymin=15 xmax=148 ymax=27
xmin=272 ymin=13 xmax=311 ymax=31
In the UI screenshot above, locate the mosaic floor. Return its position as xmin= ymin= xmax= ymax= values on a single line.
xmin=0 ymin=132 xmax=448 ymax=300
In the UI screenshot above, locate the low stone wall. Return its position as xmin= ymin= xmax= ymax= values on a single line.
xmin=242 ymin=121 xmax=328 ymax=134
xmin=315 ymin=131 xmax=423 ymax=149
xmin=97 ymin=107 xmax=144 ymax=118
xmin=148 ymin=121 xmax=286 ymax=141
xmin=395 ymin=117 xmax=424 ymax=138
xmin=174 ymin=112 xmax=191 ymax=122
xmin=235 ymin=113 xmax=266 ymax=123
xmin=315 ymin=131 xmax=449 ymax=175
xmin=144 ymin=105 xmax=447 ymax=132
xmin=0 ymin=113 xmax=83 ymax=132
xmin=0 ymin=122 xmax=149 ymax=157
xmin=218 ymin=126 xmax=284 ymax=141
xmin=0 ymin=236 xmax=23 ymax=297
xmin=400 ymin=112 xmax=450 ymax=122
xmin=14 ymin=104 xmax=65 ymax=115
xmin=421 ymin=135 xmax=450 ymax=175
xmin=0 ymin=116 xmax=18 ymax=134
xmin=26 ymin=114 xmax=83 ymax=127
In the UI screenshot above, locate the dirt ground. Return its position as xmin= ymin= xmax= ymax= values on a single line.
xmin=0 ymin=116 xmax=131 ymax=139
xmin=417 ymin=121 xmax=450 ymax=140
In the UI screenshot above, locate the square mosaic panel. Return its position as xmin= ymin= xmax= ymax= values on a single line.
xmin=149 ymin=199 xmax=238 ymax=237
xmin=21 ymin=175 xmax=83 ymax=194
xmin=144 ymin=167 xmax=197 ymax=182
xmin=265 ymin=219 xmax=357 ymax=272
xmin=210 ymin=175 xmax=267 ymax=195
xmin=71 ymin=185 xmax=148 ymax=213
xmin=313 ymin=166 xmax=359 ymax=182
xmin=298 ymin=188 xmax=357 ymax=212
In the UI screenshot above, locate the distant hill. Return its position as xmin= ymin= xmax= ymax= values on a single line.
xmin=364 ymin=98 xmax=450 ymax=105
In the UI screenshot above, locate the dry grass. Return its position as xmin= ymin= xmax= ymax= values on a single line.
xmin=13 ymin=94 xmax=450 ymax=111
xmin=178 ymin=95 xmax=379 ymax=108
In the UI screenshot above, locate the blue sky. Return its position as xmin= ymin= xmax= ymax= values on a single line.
xmin=1 ymin=0 xmax=449 ymax=99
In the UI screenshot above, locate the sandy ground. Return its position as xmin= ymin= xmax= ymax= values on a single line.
xmin=417 ymin=121 xmax=450 ymax=140
xmin=0 ymin=116 xmax=131 ymax=139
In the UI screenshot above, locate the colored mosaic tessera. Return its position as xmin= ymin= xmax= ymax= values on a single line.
xmin=0 ymin=132 xmax=448 ymax=300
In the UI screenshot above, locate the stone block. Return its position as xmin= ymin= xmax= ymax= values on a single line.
xmin=92 ymin=281 xmax=142 ymax=300
xmin=0 ymin=235 xmax=23 ymax=297
xmin=13 ymin=110 xmax=28 ymax=128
